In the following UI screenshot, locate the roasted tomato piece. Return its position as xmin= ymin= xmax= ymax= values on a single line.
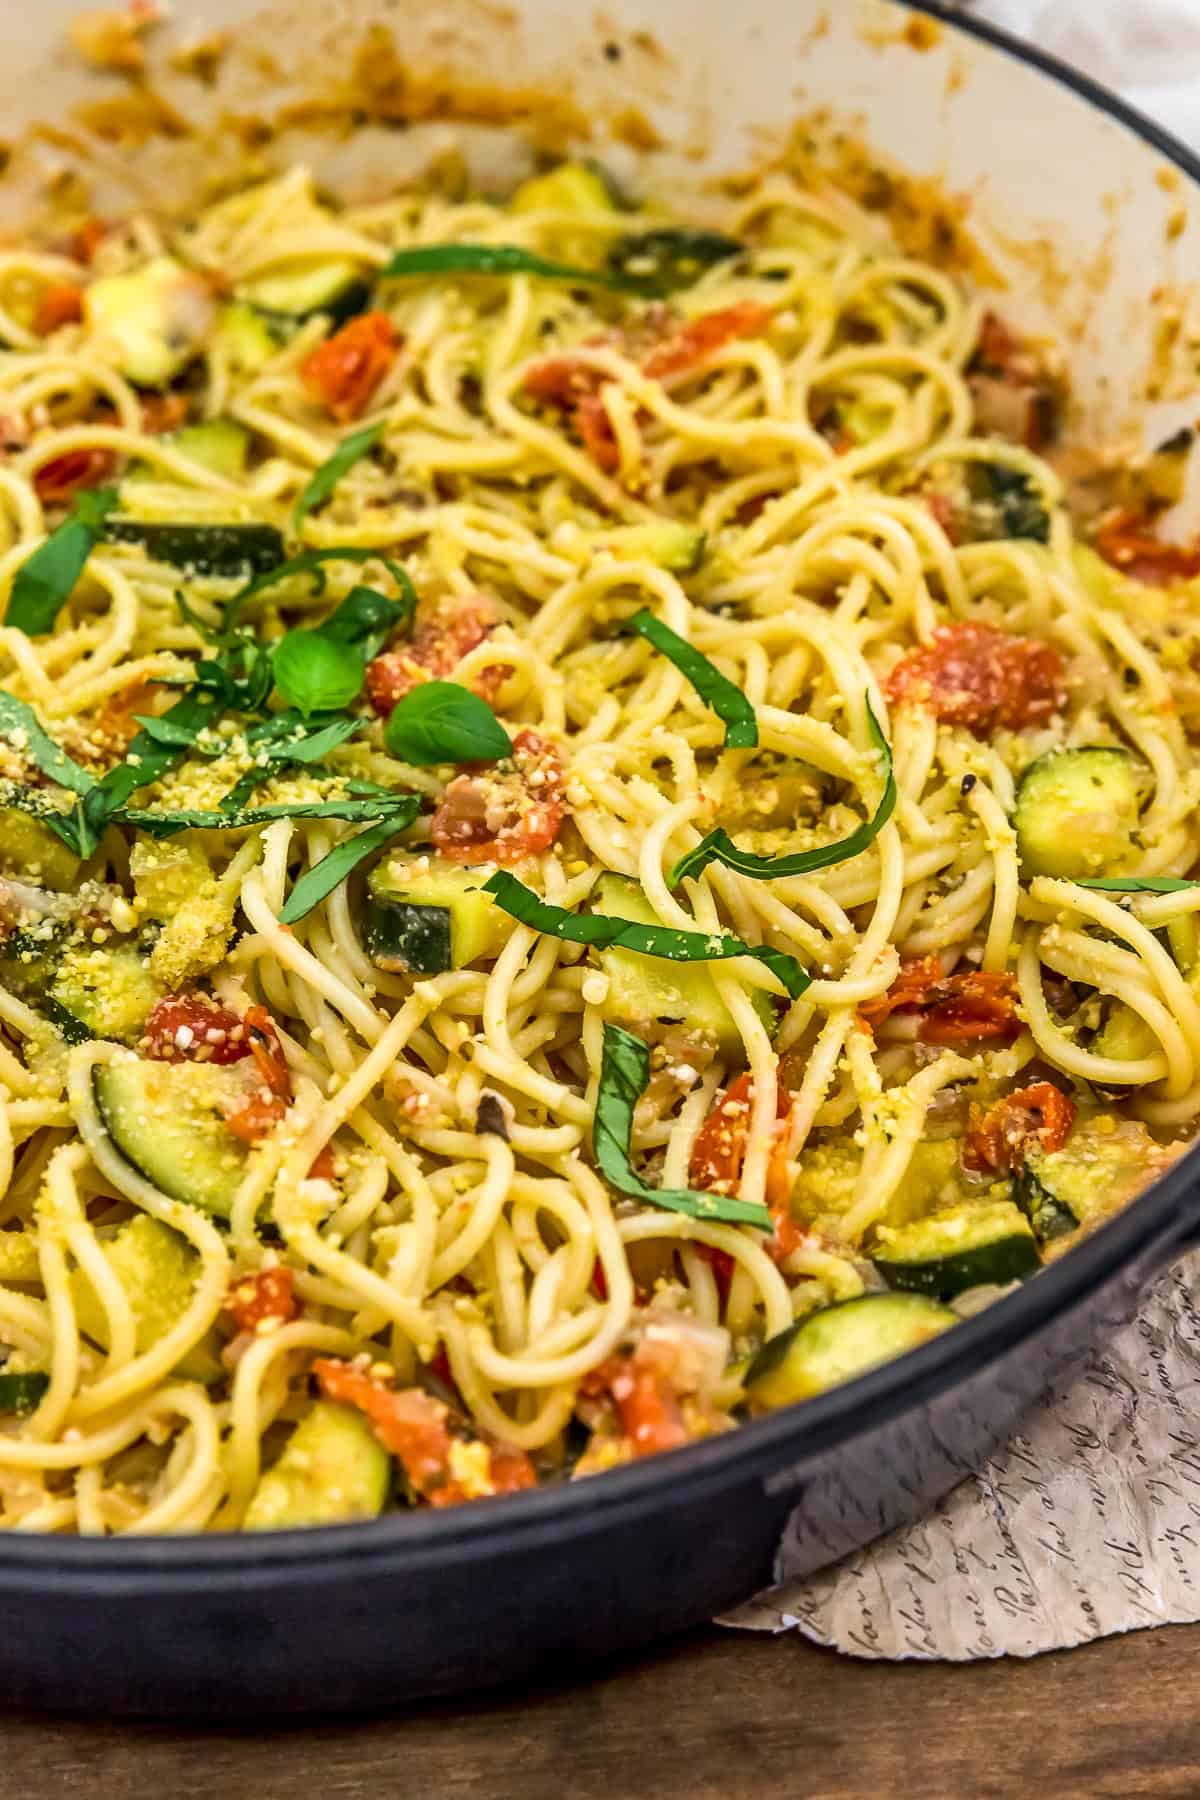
xmin=584 ymin=1354 xmax=690 ymax=1457
xmin=34 ymin=447 xmax=118 ymax=505
xmin=312 ymin=1360 xmax=535 ymax=1505
xmin=523 ymin=301 xmax=772 ymax=472
xmin=431 ymin=728 xmax=565 ymax=863
xmin=140 ymin=390 xmax=192 ymax=434
xmin=862 ymin=958 xmax=1020 ymax=1045
xmin=885 ymin=621 xmax=1065 ymax=734
xmin=641 ymin=300 xmax=774 ymax=381
xmin=221 ymin=1004 xmax=292 ymax=1144
xmin=34 ymin=282 xmax=85 ymax=336
xmin=142 ymin=992 xmax=253 ymax=1064
xmin=1094 ymin=508 xmax=1200 ymax=586
xmin=366 ymin=593 xmax=506 ymax=715
xmin=225 ymin=1267 xmax=298 ymax=1334
xmin=963 ymin=1082 xmax=1076 ymax=1174
xmin=71 ymin=217 xmax=108 ymax=264
xmin=688 ymin=1072 xmax=799 ymax=1256
xmin=300 ymin=311 xmax=398 ymax=422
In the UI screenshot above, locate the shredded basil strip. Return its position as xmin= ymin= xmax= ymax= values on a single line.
xmin=292 ymin=422 xmax=384 ymax=534
xmin=594 ymin=1024 xmax=772 ymax=1228
xmin=605 ymin=229 xmax=745 ymax=297
xmin=379 ymin=243 xmax=648 ymax=293
xmin=1075 ymin=876 xmax=1200 ymax=894
xmin=6 ymin=487 xmax=119 ymax=636
xmin=383 ymin=681 xmax=513 ymax=766
xmin=278 ymin=800 xmax=422 ymax=925
xmin=222 ymin=548 xmax=417 ymax=634
xmin=40 ymin=998 xmax=92 ymax=1047
xmin=626 ymin=608 xmax=757 ymax=749
xmin=482 ymin=871 xmax=809 ymax=1000
xmin=0 ymin=690 xmax=95 ymax=796
xmin=114 ymin=794 xmax=418 ymax=841
xmin=670 ymin=697 xmax=896 ymax=888
xmin=219 ymin=714 xmax=364 ymax=811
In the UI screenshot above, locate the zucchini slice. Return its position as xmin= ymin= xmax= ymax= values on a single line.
xmin=364 ymin=857 xmax=506 ymax=976
xmin=1015 ymin=1116 xmax=1170 ymax=1248
xmin=51 ymin=945 xmax=162 ymax=1045
xmin=70 ymin=1213 xmax=222 ymax=1384
xmin=1014 ymin=747 xmax=1142 ymax=880
xmin=94 ymin=1057 xmax=256 ymax=1216
xmin=746 ymin=1293 xmax=957 ymax=1409
xmin=0 ymin=1371 xmax=49 ymax=1415
xmin=871 ymin=1200 xmax=1039 ymax=1300
xmin=85 ymin=256 xmax=216 ymax=387
xmin=244 ymin=1400 xmax=390 ymax=1530
xmin=591 ymin=872 xmax=774 ymax=1059
xmin=585 ymin=521 xmax=706 ymax=573
xmin=0 ymin=809 xmax=83 ymax=890
xmin=238 ymin=260 xmax=368 ymax=321
xmin=104 ymin=520 xmax=285 ymax=577
xmin=215 ymin=301 xmax=281 ymax=373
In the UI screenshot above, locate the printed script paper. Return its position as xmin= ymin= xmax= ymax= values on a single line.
xmin=724 ymin=1258 xmax=1200 ymax=1657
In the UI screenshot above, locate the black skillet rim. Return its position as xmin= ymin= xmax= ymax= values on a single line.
xmin=2 ymin=0 xmax=1199 ymax=1579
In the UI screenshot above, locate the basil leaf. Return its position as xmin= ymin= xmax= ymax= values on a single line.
xmin=605 ymin=229 xmax=745 ymax=297
xmin=319 ymin=585 xmax=407 ymax=659
xmin=6 ymin=487 xmax=118 ymax=636
xmin=383 ymin=681 xmax=513 ymax=766
xmin=670 ymin=697 xmax=896 ymax=887
xmin=67 ymin=690 xmax=226 ymax=856
xmin=626 ymin=608 xmax=757 ymax=749
xmin=278 ymin=799 xmax=422 ymax=925
xmin=1075 ymin=877 xmax=1200 ymax=893
xmin=293 ymin=422 xmax=384 ymax=534
xmin=594 ymin=1024 xmax=772 ymax=1228
xmin=116 ymin=794 xmax=419 ymax=840
xmin=223 ymin=548 xmax=417 ymax=634
xmin=195 ymin=639 xmax=274 ymax=713
xmin=273 ymin=631 xmax=365 ymax=718
xmin=0 ymin=690 xmax=95 ymax=796
xmin=379 ymin=244 xmax=645 ymax=293
xmin=482 ymin=870 xmax=809 ymax=1000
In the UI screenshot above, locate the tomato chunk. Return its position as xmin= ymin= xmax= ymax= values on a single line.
xmin=523 ymin=300 xmax=772 ymax=472
xmin=142 ymin=992 xmax=253 ymax=1064
xmin=969 ymin=310 xmax=1062 ymax=451
xmin=963 ymin=1082 xmax=1076 ymax=1174
xmin=688 ymin=1072 xmax=799 ymax=1257
xmin=140 ymin=391 xmax=191 ymax=435
xmin=365 ymin=593 xmax=506 ymax=716
xmin=588 ymin=1356 xmax=689 ymax=1457
xmin=34 ymin=447 xmax=118 ymax=505
xmin=221 ymin=1003 xmax=292 ymax=1144
xmin=885 ymin=621 xmax=1065 ymax=734
xmin=71 ymin=217 xmax=108 ymax=265
xmin=431 ymin=727 xmax=566 ymax=863
xmin=312 ymin=1359 xmax=536 ymax=1505
xmin=34 ymin=282 xmax=84 ymax=336
xmin=300 ymin=311 xmax=398 ymax=422
xmin=1094 ymin=508 xmax=1200 ymax=586
xmin=641 ymin=300 xmax=774 ymax=381
xmin=861 ymin=957 xmax=1020 ymax=1045
xmin=226 ymin=1267 xmax=298 ymax=1334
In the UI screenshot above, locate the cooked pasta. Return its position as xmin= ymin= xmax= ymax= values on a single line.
xmin=0 ymin=153 xmax=1194 ymax=1533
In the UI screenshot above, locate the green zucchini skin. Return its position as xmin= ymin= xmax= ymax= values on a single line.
xmin=364 ymin=898 xmax=453 ymax=975
xmin=93 ymin=1059 xmax=252 ymax=1217
xmin=746 ymin=1292 xmax=958 ymax=1409
xmin=105 ymin=520 xmax=286 ymax=577
xmin=871 ymin=1202 xmax=1040 ymax=1301
xmin=1014 ymin=1165 xmax=1079 ymax=1244
xmin=0 ymin=1371 xmax=49 ymax=1415
xmin=244 ymin=1400 xmax=391 ymax=1530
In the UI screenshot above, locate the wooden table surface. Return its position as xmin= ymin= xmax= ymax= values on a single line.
xmin=3 ymin=1619 xmax=1199 ymax=1799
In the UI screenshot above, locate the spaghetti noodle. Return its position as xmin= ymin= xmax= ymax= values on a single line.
xmin=0 ymin=156 xmax=1194 ymax=1532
